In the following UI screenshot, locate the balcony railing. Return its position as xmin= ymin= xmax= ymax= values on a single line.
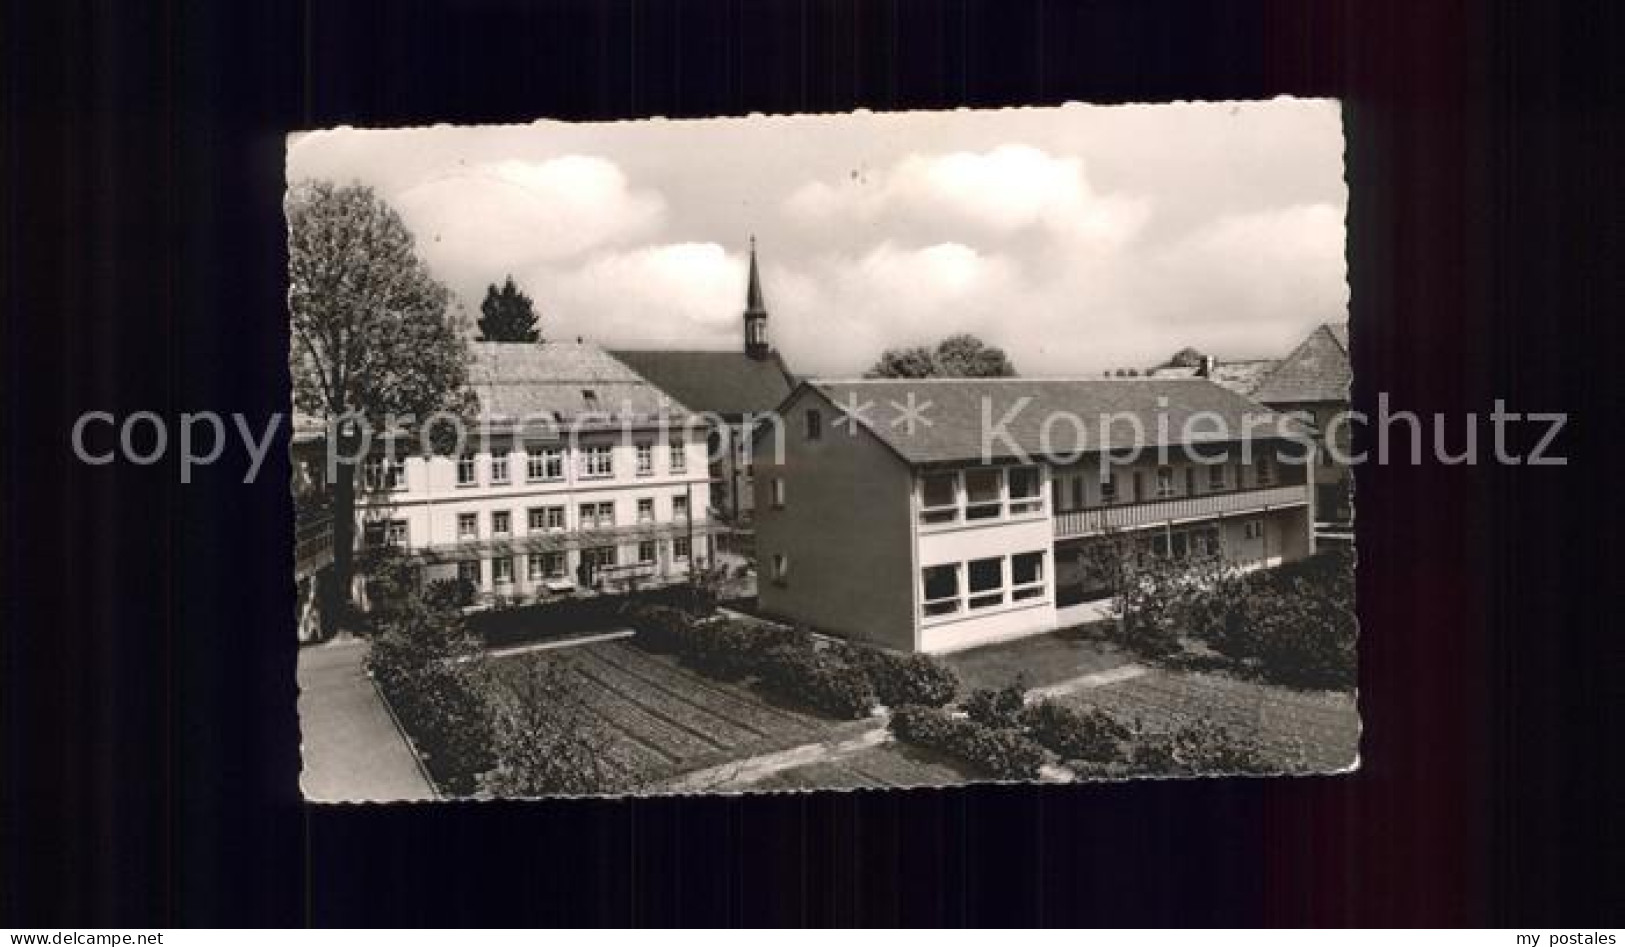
xmin=1052 ymin=483 xmax=1310 ymax=540
xmin=412 ymin=519 xmax=716 ymax=566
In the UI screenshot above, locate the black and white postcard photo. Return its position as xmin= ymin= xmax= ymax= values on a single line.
xmin=290 ymin=100 xmax=1359 ymax=800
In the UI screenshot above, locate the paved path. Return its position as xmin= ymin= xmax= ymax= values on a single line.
xmin=298 ymin=639 xmax=437 ymax=802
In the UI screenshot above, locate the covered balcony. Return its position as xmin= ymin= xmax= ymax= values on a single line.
xmin=1051 ymin=483 xmax=1311 ymax=540
xmin=408 ymin=519 xmax=719 ymax=566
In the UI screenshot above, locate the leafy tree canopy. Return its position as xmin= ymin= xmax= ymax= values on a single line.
xmin=478 ymin=275 xmax=542 ymax=343
xmin=865 ymin=345 xmax=938 ymax=379
xmin=1161 ymin=346 xmax=1207 ymax=369
xmin=288 ymin=180 xmax=473 ymax=428
xmin=287 ymin=180 xmax=474 ymax=624
xmin=865 ymin=333 xmax=1018 ymax=378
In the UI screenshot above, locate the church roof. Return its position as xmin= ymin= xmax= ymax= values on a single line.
xmin=608 ymin=349 xmax=796 ymax=420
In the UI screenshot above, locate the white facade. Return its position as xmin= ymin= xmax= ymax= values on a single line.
xmin=910 ymin=463 xmax=1060 ymax=653
xmin=357 ymin=433 xmax=712 ymax=601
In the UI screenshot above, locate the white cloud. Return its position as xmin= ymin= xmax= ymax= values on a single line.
xmin=526 ymin=242 xmax=746 ymax=349
xmin=288 ymin=103 xmax=1346 ymax=377
xmin=1140 ymin=202 xmax=1348 ymax=328
xmin=390 ymin=155 xmax=665 ymax=295
xmin=786 ymin=144 xmax=1150 ymax=248
xmin=764 ymin=242 xmax=1023 ymax=375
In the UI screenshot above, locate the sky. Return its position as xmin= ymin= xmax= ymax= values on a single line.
xmin=286 ymin=99 xmax=1346 ymax=377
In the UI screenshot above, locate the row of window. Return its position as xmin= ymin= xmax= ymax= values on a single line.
xmin=918 ymin=466 xmax=1045 ymax=526
xmin=364 ymin=496 xmax=691 ymax=547
xmin=456 ymin=538 xmax=693 ymax=586
xmin=921 ymin=551 xmax=1048 ymax=617
xmin=362 ymin=442 xmax=689 ymax=492
xmin=1052 ymin=458 xmax=1278 ymax=511
xmin=454 ymin=495 xmax=691 ymax=541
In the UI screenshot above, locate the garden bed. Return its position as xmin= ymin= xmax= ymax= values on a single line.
xmin=490 ymin=640 xmax=853 ymax=784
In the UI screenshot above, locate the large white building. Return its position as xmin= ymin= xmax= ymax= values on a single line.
xmin=753 ymin=377 xmax=1317 ymax=654
xmin=355 ymin=342 xmax=715 ymax=603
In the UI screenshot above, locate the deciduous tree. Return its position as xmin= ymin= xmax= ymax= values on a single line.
xmin=865 ymin=334 xmax=1018 ymax=378
xmin=287 ymin=180 xmax=474 ymax=629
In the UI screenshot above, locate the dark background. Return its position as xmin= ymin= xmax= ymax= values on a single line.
xmin=3 ymin=0 xmax=1621 ymax=927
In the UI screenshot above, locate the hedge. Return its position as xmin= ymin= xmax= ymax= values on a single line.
xmin=1127 ymin=719 xmax=1270 ymax=775
xmin=366 ymin=608 xmax=495 ymax=794
xmin=834 ymin=644 xmax=960 ymax=708
xmin=1020 ymin=699 xmax=1131 ymax=764
xmin=756 ymin=643 xmax=878 ymax=719
xmin=889 ymin=705 xmax=1048 ymax=781
xmin=1201 ymin=547 xmax=1357 ymax=690
xmin=627 ymin=606 xmax=963 ymax=719
xmin=962 ymin=681 xmax=1029 ymax=729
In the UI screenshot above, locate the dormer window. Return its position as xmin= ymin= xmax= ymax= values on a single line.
xmin=581 ymin=389 xmax=599 ymax=410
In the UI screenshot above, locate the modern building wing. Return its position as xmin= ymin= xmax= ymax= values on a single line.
xmin=804 ymin=377 xmax=1304 ymax=464
xmin=753 ymin=377 xmax=1317 ymax=654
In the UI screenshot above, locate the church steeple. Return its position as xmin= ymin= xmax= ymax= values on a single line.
xmin=743 ymin=235 xmax=770 ymax=360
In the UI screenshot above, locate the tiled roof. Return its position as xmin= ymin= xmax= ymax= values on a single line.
xmin=1250 ymin=323 xmax=1351 ymax=405
xmin=1146 ymin=358 xmax=1280 ymax=396
xmin=609 ymin=350 xmax=796 ymax=419
xmin=802 ymin=377 xmax=1301 ymax=466
xmin=469 ymin=341 xmax=690 ymax=425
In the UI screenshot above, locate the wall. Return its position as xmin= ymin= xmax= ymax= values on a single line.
xmin=913 ymin=468 xmax=1059 ymax=654
xmin=752 ymin=389 xmax=917 ymax=651
xmin=355 ymin=431 xmax=712 ymax=597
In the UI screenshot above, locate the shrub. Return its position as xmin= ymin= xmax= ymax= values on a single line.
xmin=626 ymin=604 xmax=698 ymax=653
xmin=425 ymin=577 xmax=476 ymax=610
xmin=481 ymin=659 xmax=640 ymax=796
xmin=366 ymin=600 xmax=495 ymax=794
xmin=839 ymin=646 xmax=960 ymax=708
xmin=682 ymin=619 xmax=766 ymax=681
xmin=1020 ymin=700 xmax=1132 ymax=764
xmin=757 ymin=643 xmax=877 ymax=719
xmin=749 ymin=622 xmax=819 ymax=657
xmin=889 ymin=705 xmax=1048 ymax=781
xmin=1128 ymin=720 xmax=1269 ymax=775
xmin=1202 ymin=548 xmax=1356 ymax=690
xmin=963 ymin=678 xmax=1028 ymax=729
xmin=1117 ymin=553 xmax=1236 ymax=658
xmin=631 ymin=611 xmax=892 ymax=719
xmin=889 ymin=704 xmax=959 ymax=744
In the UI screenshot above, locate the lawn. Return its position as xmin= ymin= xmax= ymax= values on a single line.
xmin=491 ymin=639 xmax=854 ymax=786
xmin=1057 ymin=669 xmax=1360 ymax=773
xmin=943 ymin=621 xmax=1135 ymax=692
